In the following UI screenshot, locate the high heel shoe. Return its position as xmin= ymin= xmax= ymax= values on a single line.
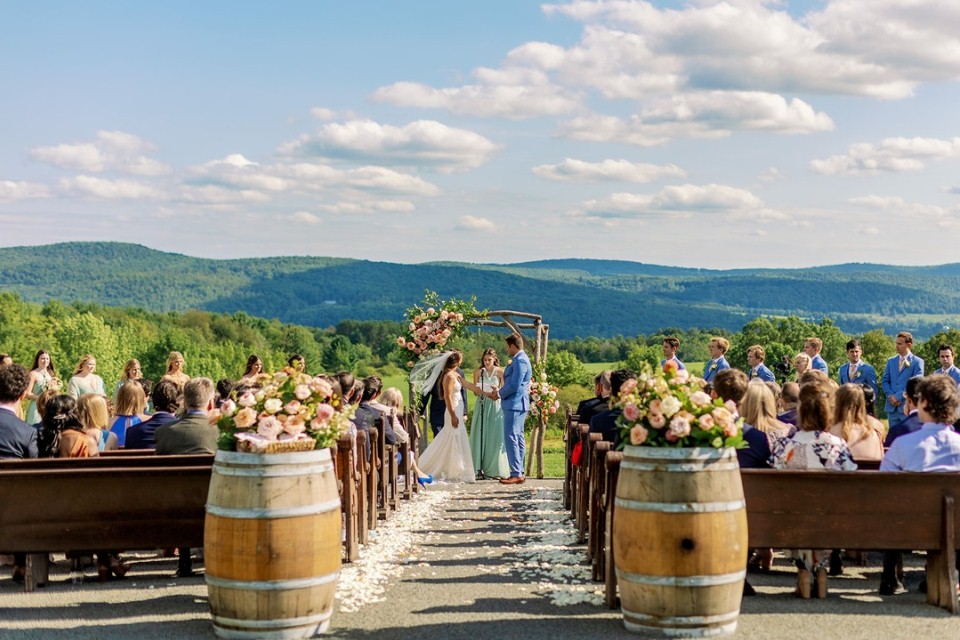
xmin=795 ymin=568 xmax=812 ymax=599
xmin=815 ymin=567 xmax=828 ymax=599
xmin=417 ymin=475 xmax=433 ymax=488
xmin=111 ymin=559 xmax=130 ymax=578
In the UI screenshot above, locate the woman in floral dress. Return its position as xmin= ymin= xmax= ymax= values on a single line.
xmin=771 ymin=381 xmax=857 ymax=599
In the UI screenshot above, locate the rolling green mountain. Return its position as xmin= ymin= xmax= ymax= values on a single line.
xmin=2 ymin=242 xmax=959 ymax=339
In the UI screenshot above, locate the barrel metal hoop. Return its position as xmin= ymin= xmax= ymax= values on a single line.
xmin=212 ymin=610 xmax=333 ymax=630
xmin=616 ymin=568 xmax=746 ymax=587
xmin=206 ymin=571 xmax=340 ymax=591
xmin=614 ymin=498 xmax=746 ymax=513
xmin=214 ymin=449 xmax=330 ymax=466
xmin=213 ymin=461 xmax=333 ymax=477
xmin=622 ymin=618 xmax=738 ymax=638
xmin=620 ymin=460 xmax=740 ymax=472
xmin=206 ymin=498 xmax=342 ymax=519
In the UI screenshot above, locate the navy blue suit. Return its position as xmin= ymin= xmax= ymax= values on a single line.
xmin=125 ymin=411 xmax=177 ymax=449
xmin=576 ymin=396 xmax=608 ymax=426
xmin=884 ymin=411 xmax=922 ymax=447
xmin=0 ymin=407 xmax=38 ymax=459
xmin=736 ymin=423 xmax=772 ymax=469
xmin=589 ymin=409 xmax=622 ymax=447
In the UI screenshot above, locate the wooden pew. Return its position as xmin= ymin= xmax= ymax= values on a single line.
xmin=0 ymin=456 xmax=212 ymax=591
xmin=335 ymin=432 xmax=361 ymax=563
xmin=589 ymin=440 xmax=611 ymax=578
xmin=577 ymin=433 xmax=603 ymax=544
xmin=399 ymin=410 xmax=418 ymax=499
xmin=597 ymin=458 xmax=960 ymax=613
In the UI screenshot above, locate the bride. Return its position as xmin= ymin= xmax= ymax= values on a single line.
xmin=413 ymin=350 xmax=489 ymax=483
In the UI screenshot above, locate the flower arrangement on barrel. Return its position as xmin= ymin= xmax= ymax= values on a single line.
xmin=395 ymin=290 xmax=485 ymax=365
xmin=615 ymin=361 xmax=745 ymax=448
xmin=210 ymin=368 xmax=355 ymax=453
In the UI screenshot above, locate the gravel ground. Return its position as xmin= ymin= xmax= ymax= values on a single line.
xmin=1 ymin=478 xmax=958 ymax=639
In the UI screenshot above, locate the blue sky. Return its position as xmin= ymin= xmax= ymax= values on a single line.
xmin=2 ymin=1 xmax=959 ymax=268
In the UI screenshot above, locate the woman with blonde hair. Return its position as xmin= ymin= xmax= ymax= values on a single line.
xmin=110 ymin=381 xmax=151 ymax=447
xmin=67 ymin=354 xmax=106 ymax=399
xmin=78 ymin=394 xmax=118 ymax=452
xmin=740 ymin=382 xmax=792 ymax=449
xmin=829 ymin=384 xmax=883 ymax=461
xmin=380 ymin=387 xmax=432 ymax=487
xmin=160 ymin=351 xmax=189 ymax=388
xmin=793 ymin=353 xmax=812 ymax=380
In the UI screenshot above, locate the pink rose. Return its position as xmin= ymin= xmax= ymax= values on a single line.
xmin=623 ymin=402 xmax=640 ymax=421
xmin=724 ymin=400 xmax=738 ymax=414
xmin=234 ymin=407 xmax=257 ymax=429
xmin=648 ymin=412 xmax=666 ymax=429
xmin=220 ymin=399 xmax=237 ymax=417
xmin=257 ymin=415 xmax=283 ymax=439
xmin=406 ymin=342 xmax=416 ymax=350
xmin=668 ymin=415 xmax=691 ymax=440
xmin=649 ymin=399 xmax=662 ymax=414
xmin=408 ymin=322 xmax=416 ymax=331
xmin=690 ymin=391 xmax=711 ymax=407
xmin=294 ymin=384 xmax=312 ymax=401
xmin=724 ymin=420 xmax=740 ymax=437
xmin=426 ymin=307 xmax=435 ymax=315
xmin=283 ymin=415 xmax=306 ymax=436
xmin=315 ymin=403 xmax=335 ymax=422
xmin=630 ymin=424 xmax=648 ymax=445
xmin=698 ymin=414 xmax=715 ymax=430
xmin=284 ymin=400 xmax=302 ymax=415
xmin=237 ymin=392 xmax=256 ymax=408
xmin=263 ymin=398 xmax=283 ymax=414
xmin=674 ymin=369 xmax=689 ymax=383
xmin=397 ymin=336 xmax=407 ymax=346
xmin=619 ymin=379 xmax=638 ymax=396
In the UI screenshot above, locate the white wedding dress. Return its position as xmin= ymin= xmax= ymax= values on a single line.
xmin=418 ymin=379 xmax=476 ymax=483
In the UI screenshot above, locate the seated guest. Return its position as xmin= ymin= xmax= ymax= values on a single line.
xmin=829 ymin=384 xmax=883 ymax=462
xmin=39 ymin=395 xmax=94 ymax=458
xmin=589 ymin=369 xmax=637 ymax=446
xmin=380 ymin=386 xmax=432 ymax=486
xmin=740 ymin=382 xmax=791 ymax=451
xmin=860 ymin=384 xmax=886 ymax=439
xmin=215 ymin=378 xmax=235 ymax=407
xmin=126 ymin=380 xmax=182 ymax=450
xmin=798 ymin=369 xmax=831 ymax=388
xmin=0 ymin=363 xmax=38 ymax=583
xmin=77 ymin=394 xmax=118 ymax=452
xmin=355 ymin=375 xmax=396 ymax=444
xmin=576 ymin=371 xmax=610 ymax=426
xmin=155 ymin=376 xmax=218 ymax=578
xmin=32 ymin=388 xmax=59 ymax=428
xmin=771 ymin=382 xmax=856 ymax=599
xmin=155 ymin=377 xmax=218 ymax=456
xmin=110 ymin=381 xmax=151 ymax=447
xmin=0 ymin=354 xmax=13 ymax=366
xmin=137 ymin=378 xmax=154 ymax=413
xmin=879 ymin=374 xmax=960 ymax=595
xmin=778 ymin=381 xmax=800 ymax=426
xmin=884 ymin=376 xmax=923 ymax=447
xmin=712 ymin=369 xmax=770 ymax=469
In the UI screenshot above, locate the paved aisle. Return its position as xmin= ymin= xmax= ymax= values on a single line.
xmin=1 ymin=478 xmax=958 ymax=639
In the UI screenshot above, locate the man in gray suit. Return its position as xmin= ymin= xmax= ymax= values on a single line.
xmin=156 ymin=377 xmax=218 ymax=455
xmin=155 ymin=376 xmax=217 ymax=577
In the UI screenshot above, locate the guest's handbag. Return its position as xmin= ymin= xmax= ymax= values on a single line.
xmin=571 ymin=440 xmax=583 ymax=466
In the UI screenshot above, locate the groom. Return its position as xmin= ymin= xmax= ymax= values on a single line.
xmin=492 ymin=333 xmax=532 ymax=485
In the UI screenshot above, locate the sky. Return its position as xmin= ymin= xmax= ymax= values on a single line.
xmin=2 ymin=0 xmax=959 ymax=269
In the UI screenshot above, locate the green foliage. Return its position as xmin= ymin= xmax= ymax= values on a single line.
xmin=545 ymin=350 xmax=589 ymax=387
xmin=623 ymin=344 xmax=660 ymax=373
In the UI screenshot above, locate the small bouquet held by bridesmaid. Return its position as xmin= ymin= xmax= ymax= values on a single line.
xmin=210 ymin=368 xmax=354 ymax=453
xmin=615 ymin=362 xmax=745 ymax=449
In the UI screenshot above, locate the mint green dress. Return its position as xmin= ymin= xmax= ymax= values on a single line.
xmin=469 ymin=368 xmax=510 ymax=478
xmin=25 ymin=371 xmax=51 ymax=425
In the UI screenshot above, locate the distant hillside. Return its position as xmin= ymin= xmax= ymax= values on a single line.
xmin=2 ymin=242 xmax=960 ymax=339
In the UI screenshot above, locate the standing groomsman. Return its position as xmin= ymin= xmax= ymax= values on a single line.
xmin=660 ymin=337 xmax=685 ymax=370
xmin=881 ymin=331 xmax=924 ymax=430
xmin=838 ymin=339 xmax=879 ymax=400
xmin=805 ymin=337 xmax=829 ymax=374
xmin=934 ymin=344 xmax=960 ymax=385
xmin=746 ymin=345 xmax=776 ymax=382
xmin=702 ymin=337 xmax=731 ymax=384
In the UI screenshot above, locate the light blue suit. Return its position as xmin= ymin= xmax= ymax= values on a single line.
xmin=811 ymin=354 xmax=828 ymax=374
xmin=748 ymin=364 xmax=775 ymax=382
xmin=702 ymin=356 xmax=729 ymax=383
xmin=935 ymin=366 xmax=960 ymax=386
xmin=500 ymin=349 xmax=531 ymax=478
xmin=660 ymin=356 xmax=685 ymax=370
xmin=839 ymin=361 xmax=879 ymax=400
xmin=881 ymin=353 xmax=924 ymax=428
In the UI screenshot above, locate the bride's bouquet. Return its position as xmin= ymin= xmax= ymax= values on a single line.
xmin=209 ymin=368 xmax=355 ymax=453
xmin=615 ymin=362 xmax=745 ymax=448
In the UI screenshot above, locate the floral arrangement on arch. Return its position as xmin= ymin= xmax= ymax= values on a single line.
xmin=396 ymin=290 xmax=485 ymax=366
xmin=615 ymin=361 xmax=745 ymax=449
xmin=528 ymin=360 xmax=559 ymax=423
xmin=210 ymin=368 xmax=355 ymax=453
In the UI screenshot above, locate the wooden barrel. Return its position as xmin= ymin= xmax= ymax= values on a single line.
xmin=205 ymin=449 xmax=341 ymax=639
xmin=613 ymin=446 xmax=747 ymax=638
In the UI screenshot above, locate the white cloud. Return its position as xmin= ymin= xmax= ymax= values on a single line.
xmin=30 ymin=130 xmax=171 ymax=176
xmin=0 ymin=180 xmax=52 ymax=200
xmin=847 ymin=194 xmax=952 ymax=218
xmin=59 ymin=175 xmax=165 ymax=200
xmin=278 ymin=119 xmax=501 ymax=173
xmin=583 ymin=183 xmax=764 ymax=217
xmin=757 ymin=167 xmax=785 ymax=182
xmin=317 ymin=199 xmax=416 ymax=215
xmin=811 ymin=137 xmax=960 ymax=176
xmin=310 ymin=107 xmax=338 ymax=121
xmin=458 ymin=215 xmax=498 ymax=231
xmin=289 ymin=211 xmax=322 ymax=224
xmin=532 ymin=158 xmax=685 ymax=183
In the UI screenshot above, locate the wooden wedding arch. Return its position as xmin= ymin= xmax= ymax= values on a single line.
xmin=413 ymin=309 xmax=551 ymax=479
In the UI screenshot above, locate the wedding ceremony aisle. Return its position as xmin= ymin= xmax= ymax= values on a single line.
xmin=1 ymin=479 xmax=957 ymax=639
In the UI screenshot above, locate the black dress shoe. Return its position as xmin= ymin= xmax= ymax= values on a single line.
xmin=879 ymin=581 xmax=905 ymax=596
xmin=742 ymin=580 xmax=756 ymax=596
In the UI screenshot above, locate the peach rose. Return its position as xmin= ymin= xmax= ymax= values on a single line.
xmin=220 ymin=399 xmax=237 ymax=417
xmin=237 ymin=392 xmax=257 ymax=408
xmin=257 ymin=415 xmax=283 ymax=439
xmin=648 ymin=412 xmax=666 ymax=429
xmin=630 ymin=425 xmax=648 ymax=445
xmin=234 ymin=407 xmax=257 ymax=429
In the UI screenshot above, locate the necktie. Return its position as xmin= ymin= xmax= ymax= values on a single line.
xmin=849 ymin=364 xmax=857 ymax=379
xmin=899 ymin=357 xmax=906 ymax=372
